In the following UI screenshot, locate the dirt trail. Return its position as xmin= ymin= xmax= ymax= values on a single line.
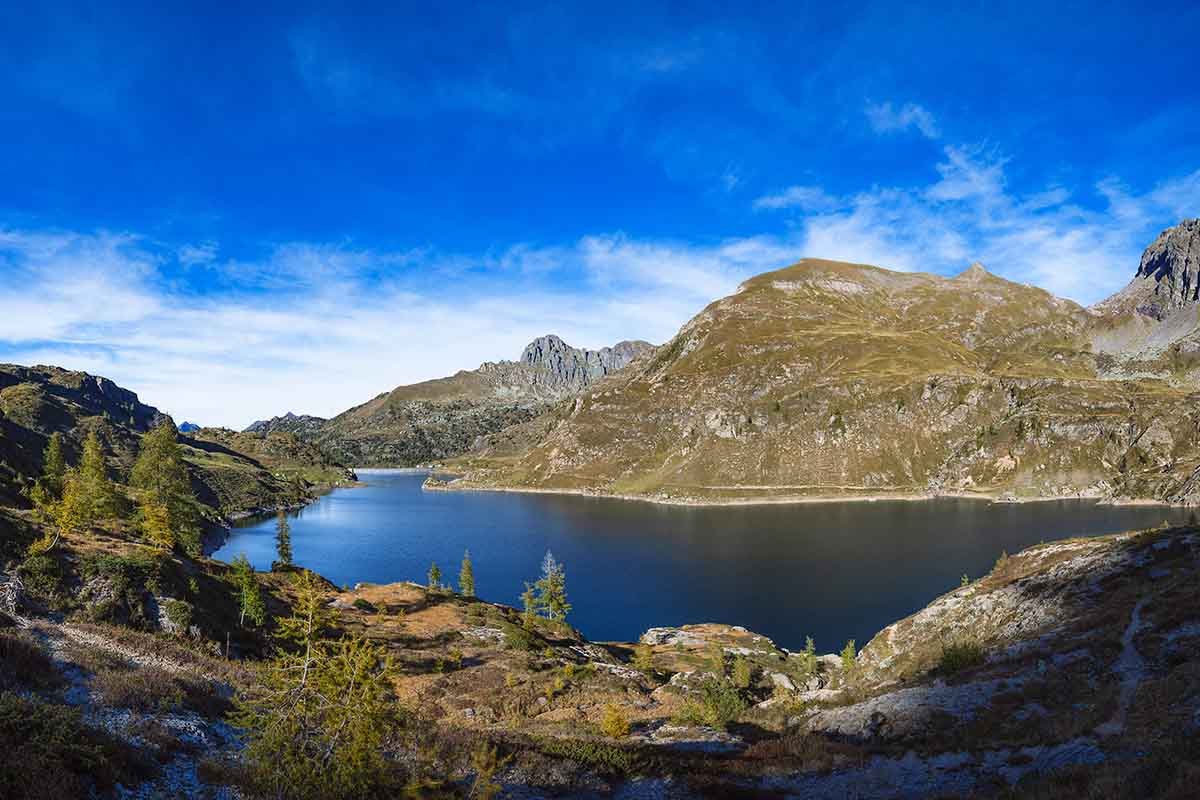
xmin=1095 ymin=599 xmax=1146 ymax=738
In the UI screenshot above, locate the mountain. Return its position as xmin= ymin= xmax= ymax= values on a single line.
xmin=0 ymin=364 xmax=345 ymax=519
xmin=0 ymin=365 xmax=171 ymax=507
xmin=520 ymin=334 xmax=653 ymax=391
xmin=244 ymin=411 xmax=328 ymax=438
xmin=1090 ymin=219 xmax=1200 ymax=377
xmin=443 ymin=222 xmax=1200 ymax=505
xmin=249 ymin=335 xmax=653 ymax=466
xmin=177 ymin=421 xmax=202 ymax=432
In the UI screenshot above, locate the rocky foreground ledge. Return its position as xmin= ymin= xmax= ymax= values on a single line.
xmin=330 ymin=524 xmax=1199 ymax=797
xmin=3 ymin=520 xmax=1198 ymax=798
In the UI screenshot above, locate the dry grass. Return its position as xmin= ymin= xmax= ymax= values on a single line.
xmin=0 ymin=630 xmax=63 ymax=691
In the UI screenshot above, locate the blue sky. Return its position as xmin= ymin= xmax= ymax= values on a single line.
xmin=1 ymin=1 xmax=1198 ymax=426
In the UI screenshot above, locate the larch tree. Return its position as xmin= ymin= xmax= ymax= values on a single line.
xmin=53 ymin=469 xmax=93 ymax=539
xmin=535 ymin=550 xmax=571 ymax=622
xmin=131 ymin=423 xmax=200 ymax=555
xmin=458 ymin=549 xmax=475 ymax=597
xmin=79 ymin=430 xmax=119 ymax=519
xmin=427 ymin=561 xmax=442 ymax=590
xmin=140 ymin=498 xmax=175 ymax=551
xmin=520 ymin=582 xmax=538 ymax=630
xmin=232 ymin=553 xmax=266 ymax=628
xmin=275 ymin=510 xmax=294 ymax=569
xmin=230 ymin=569 xmax=401 ymax=799
xmin=41 ymin=432 xmax=67 ymax=498
xmin=633 ymin=643 xmax=655 ymax=676
xmin=28 ymin=432 xmax=68 ymax=524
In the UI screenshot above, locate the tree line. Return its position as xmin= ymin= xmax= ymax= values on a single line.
xmin=27 ymin=424 xmax=201 ymax=557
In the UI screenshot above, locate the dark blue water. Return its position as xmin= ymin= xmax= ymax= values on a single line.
xmin=214 ymin=470 xmax=1193 ymax=652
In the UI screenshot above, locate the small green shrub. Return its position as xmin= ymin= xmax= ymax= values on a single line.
xmin=0 ymin=631 xmax=62 ymax=691
xmin=163 ymin=599 xmax=194 ymax=632
xmin=17 ymin=554 xmax=65 ymax=606
xmin=732 ymin=656 xmax=752 ymax=689
xmin=501 ymin=623 xmax=535 ymax=652
xmin=79 ymin=552 xmax=163 ymax=628
xmin=538 ymin=738 xmax=637 ymax=774
xmin=940 ymin=640 xmax=986 ymax=674
xmin=0 ymin=692 xmax=153 ymax=799
xmin=351 ymin=598 xmax=376 ymax=613
xmin=674 ymin=678 xmax=747 ymax=731
xmin=599 ymin=703 xmax=630 ymax=738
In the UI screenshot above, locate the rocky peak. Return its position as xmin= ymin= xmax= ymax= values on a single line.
xmin=519 ymin=334 xmax=654 ymax=391
xmin=244 ymin=411 xmax=328 ymax=435
xmin=954 ymin=262 xmax=992 ymax=282
xmin=1131 ymin=219 xmax=1200 ymax=319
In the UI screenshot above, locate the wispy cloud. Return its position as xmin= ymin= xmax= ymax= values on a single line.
xmin=865 ymin=101 xmax=940 ymax=139
xmin=753 ymin=185 xmax=839 ymax=212
xmin=177 ymin=242 xmax=218 ymax=266
xmin=785 ymin=146 xmax=1199 ymax=301
xmin=0 ymin=228 xmax=789 ymax=428
xmin=2 ymin=137 xmax=1195 ymax=429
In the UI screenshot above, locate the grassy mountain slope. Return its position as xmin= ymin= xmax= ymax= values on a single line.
xmin=445 ymin=255 xmax=1200 ymax=503
xmin=250 ymin=335 xmax=654 ymax=467
xmin=0 ymin=365 xmax=345 ymax=520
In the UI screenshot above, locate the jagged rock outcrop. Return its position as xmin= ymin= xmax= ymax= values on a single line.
xmin=1091 ymin=220 xmax=1200 ymax=365
xmin=520 ymin=335 xmax=653 ymax=391
xmin=244 ymin=412 xmax=329 ymax=438
xmin=1128 ymin=219 xmax=1200 ymax=319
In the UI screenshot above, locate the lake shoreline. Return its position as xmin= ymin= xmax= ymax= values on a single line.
xmin=216 ymin=470 xmax=1195 ymax=649
xmin=422 ymin=475 xmax=1190 ymax=510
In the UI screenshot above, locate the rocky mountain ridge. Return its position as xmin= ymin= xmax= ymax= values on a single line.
xmin=243 ymin=411 xmax=328 ymax=438
xmin=520 ymin=335 xmax=654 ymax=392
xmin=1101 ymin=218 xmax=1200 ymax=321
xmin=442 ymin=220 xmax=1200 ymax=506
xmin=247 ymin=334 xmax=653 ymax=466
xmin=1091 ymin=219 xmax=1200 ymax=368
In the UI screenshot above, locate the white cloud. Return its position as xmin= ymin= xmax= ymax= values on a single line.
xmin=787 ymin=146 xmax=1199 ymax=302
xmin=177 ymin=242 xmax=218 ymax=266
xmin=865 ymin=101 xmax=940 ymax=139
xmin=754 ymin=185 xmax=838 ymax=212
xmin=0 ymin=228 xmax=791 ymax=429
xmin=2 ymin=142 xmax=1195 ymax=430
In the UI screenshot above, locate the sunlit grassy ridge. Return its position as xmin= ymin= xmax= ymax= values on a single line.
xmin=449 ymin=259 xmax=1200 ymax=503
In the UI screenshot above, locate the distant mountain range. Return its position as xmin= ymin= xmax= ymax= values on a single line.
xmin=445 ymin=219 xmax=1200 ymax=505
xmin=8 ymin=221 xmax=1200 ymax=508
xmin=178 ymin=421 xmax=202 ymax=432
xmin=245 ymin=334 xmax=653 ymax=466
